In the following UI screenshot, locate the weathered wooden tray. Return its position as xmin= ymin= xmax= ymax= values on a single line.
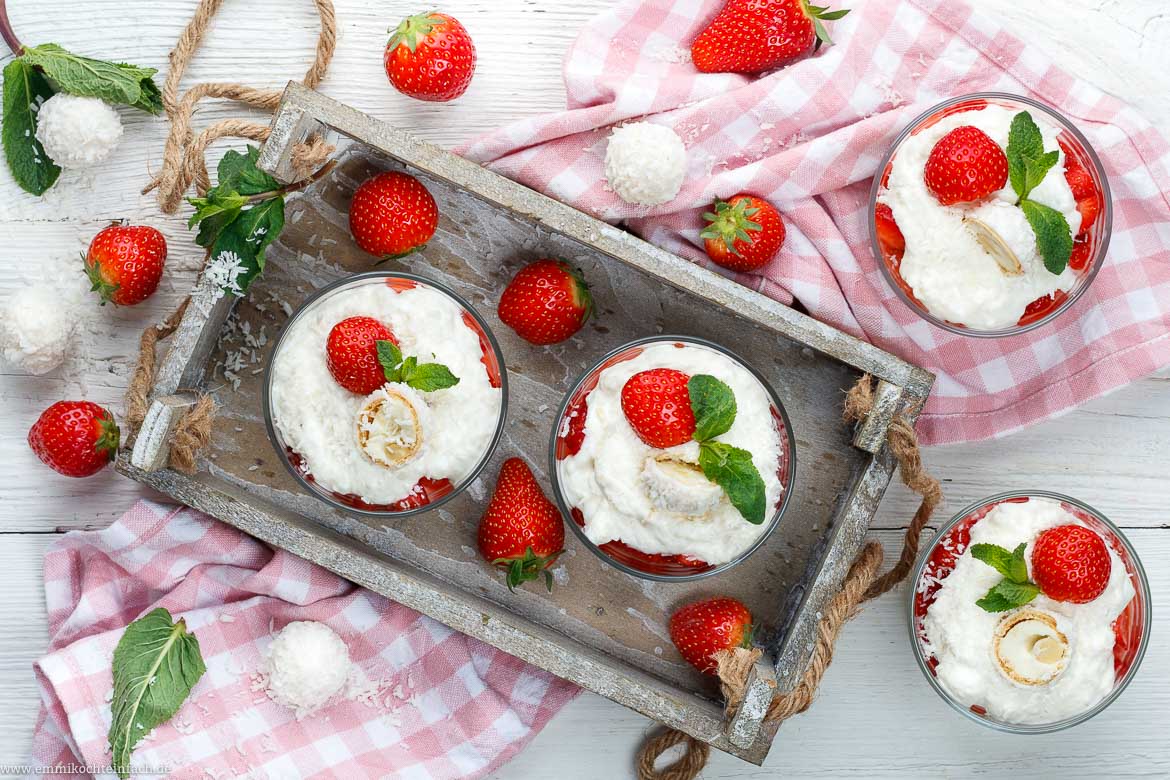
xmin=119 ymin=83 xmax=934 ymax=765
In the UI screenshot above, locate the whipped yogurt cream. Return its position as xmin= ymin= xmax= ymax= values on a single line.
xmin=559 ymin=343 xmax=783 ymax=565
xmin=270 ymin=282 xmax=501 ymax=505
xmin=921 ymin=498 xmax=1134 ymax=724
xmin=881 ymin=105 xmax=1082 ymax=330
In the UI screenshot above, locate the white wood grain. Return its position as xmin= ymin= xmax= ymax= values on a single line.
xmin=1 ymin=0 xmax=1168 ymax=776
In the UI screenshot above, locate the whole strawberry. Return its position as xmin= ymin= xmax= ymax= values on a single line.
xmin=620 ymin=368 xmax=695 ymax=449
xmin=326 ymin=316 xmax=398 ymax=395
xmin=84 ymin=224 xmax=167 ymax=306
xmin=350 ymin=171 xmax=439 ymax=259
xmin=691 ymin=0 xmax=850 ymax=75
xmin=497 ymin=259 xmax=592 ymax=345
xmin=29 ymin=401 xmax=119 ymax=477
xmin=669 ymin=596 xmax=753 ymax=674
xmin=477 ymin=458 xmax=566 ymax=591
xmin=923 ymin=126 xmax=1008 ymax=206
xmin=701 ymin=194 xmax=785 ymax=272
xmin=1031 ymin=525 xmax=1111 ymax=604
xmin=385 ymin=12 xmax=476 ymax=102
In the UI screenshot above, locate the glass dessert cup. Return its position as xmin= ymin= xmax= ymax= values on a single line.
xmin=262 ymin=271 xmax=508 ymax=519
xmin=870 ymin=93 xmax=1112 ymax=337
xmin=549 ymin=335 xmax=796 ymax=582
xmin=909 ymin=491 xmax=1151 ymax=733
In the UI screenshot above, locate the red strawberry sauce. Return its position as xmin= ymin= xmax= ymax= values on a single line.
xmin=914 ymin=497 xmax=1145 ymax=682
xmin=874 ymin=98 xmax=1105 ymax=329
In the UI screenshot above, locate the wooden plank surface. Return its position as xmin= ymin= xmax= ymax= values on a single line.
xmin=1 ymin=0 xmax=1168 ymax=776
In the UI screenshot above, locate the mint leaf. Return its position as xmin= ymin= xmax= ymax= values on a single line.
xmin=403 ymin=361 xmax=460 ymax=392
xmin=970 ymin=542 xmax=1030 ymax=583
xmin=2 ymin=60 xmax=61 ymax=195
xmin=109 ymin=608 xmax=205 ymax=779
xmin=187 ymin=191 xmax=249 ymax=230
xmin=1023 ymin=150 xmax=1060 ymax=197
xmin=377 ymin=340 xmax=404 ymax=382
xmin=1021 ymin=199 xmax=1073 ymax=275
xmin=22 ymin=44 xmax=162 ymax=115
xmin=976 ymin=580 xmax=1040 ymax=613
xmin=698 ymin=441 xmax=767 ymax=525
xmin=214 ymin=146 xmax=280 ymax=196
xmin=1007 ymin=111 xmax=1044 ymax=200
xmin=205 ymin=196 xmax=285 ymax=295
xmin=688 ymin=374 xmax=737 ymax=442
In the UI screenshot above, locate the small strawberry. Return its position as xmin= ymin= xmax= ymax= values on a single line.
xmin=497 ymin=259 xmax=592 ymax=345
xmin=874 ymin=203 xmax=905 ymax=258
xmin=349 ymin=171 xmax=439 ymax=259
xmin=1069 ymin=235 xmax=1092 ymax=272
xmin=701 ymin=194 xmax=786 ymax=272
xmin=385 ymin=12 xmax=477 ymax=102
xmin=669 ymin=596 xmax=753 ymax=674
xmin=691 ymin=0 xmax=850 ymax=75
xmin=1031 ymin=525 xmax=1111 ymax=604
xmin=84 ymin=225 xmax=167 ymax=306
xmin=477 ymin=458 xmax=566 ymax=591
xmin=28 ymin=401 xmax=119 ymax=478
xmin=923 ymin=126 xmax=1009 ymax=206
xmin=620 ymin=368 xmax=696 ymax=449
xmin=326 ymin=317 xmax=398 ymax=395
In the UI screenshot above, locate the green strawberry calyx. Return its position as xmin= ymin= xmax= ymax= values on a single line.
xmin=803 ymin=2 xmax=851 ymax=48
xmin=558 ymin=260 xmax=594 ymax=323
xmin=493 ymin=546 xmax=566 ymax=592
xmin=95 ymin=414 xmax=121 ymax=460
xmin=388 ymin=12 xmax=448 ymax=54
xmin=83 ymin=256 xmax=121 ymax=306
xmin=701 ymin=197 xmax=763 ymax=258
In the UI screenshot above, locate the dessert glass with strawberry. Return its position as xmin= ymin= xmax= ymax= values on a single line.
xmin=264 ymin=272 xmax=506 ymax=517
xmin=871 ymin=94 xmax=1111 ymax=336
xmin=911 ymin=492 xmax=1150 ymax=732
xmin=551 ymin=336 xmax=795 ymax=581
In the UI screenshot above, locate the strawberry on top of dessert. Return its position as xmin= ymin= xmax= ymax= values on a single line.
xmin=877 ymin=102 xmax=1098 ymax=331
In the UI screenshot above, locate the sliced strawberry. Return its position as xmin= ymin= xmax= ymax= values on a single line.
xmin=874 ymin=203 xmax=905 ymax=258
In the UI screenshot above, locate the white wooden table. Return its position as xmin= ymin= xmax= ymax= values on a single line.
xmin=1 ymin=0 xmax=1167 ymax=776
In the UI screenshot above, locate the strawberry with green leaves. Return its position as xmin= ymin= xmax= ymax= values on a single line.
xmin=384 ymin=12 xmax=477 ymax=102
xmin=349 ymin=171 xmax=439 ymax=260
xmin=701 ymin=194 xmax=786 ymax=272
xmin=970 ymin=524 xmax=1111 ymax=611
xmin=325 ymin=315 xmax=459 ymax=396
xmin=669 ymin=596 xmax=754 ymax=674
xmin=620 ymin=370 xmax=767 ymax=524
xmin=691 ymin=0 xmax=850 ymax=75
xmin=498 ymin=259 xmax=593 ymax=345
xmin=84 ymin=225 xmax=167 ymax=306
xmin=29 ymin=400 xmax=119 ymax=477
xmin=477 ymin=458 xmax=566 ymax=592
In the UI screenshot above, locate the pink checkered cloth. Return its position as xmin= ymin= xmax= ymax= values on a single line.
xmin=463 ymin=0 xmax=1170 ymax=445
xmin=27 ymin=501 xmax=577 ymax=779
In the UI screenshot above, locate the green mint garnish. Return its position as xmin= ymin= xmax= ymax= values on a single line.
xmin=376 ymin=340 xmax=460 ymax=392
xmin=1 ymin=60 xmax=60 ymax=196
xmin=20 ymin=43 xmax=163 ymax=114
xmin=684 ymin=374 xmax=767 ymax=525
xmin=970 ymin=542 xmax=1040 ymax=612
xmin=1005 ymin=111 xmax=1073 ymax=275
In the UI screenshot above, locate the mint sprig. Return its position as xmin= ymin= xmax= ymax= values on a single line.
xmin=376 ymin=340 xmax=460 ymax=392
xmin=1006 ymin=111 xmax=1073 ymax=275
xmin=1 ymin=60 xmax=59 ymax=195
xmin=970 ymin=542 xmax=1041 ymax=612
xmin=684 ymin=374 xmax=767 ymax=525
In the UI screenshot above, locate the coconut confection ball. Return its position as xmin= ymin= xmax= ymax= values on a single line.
xmin=264 ymin=621 xmax=352 ymax=716
xmin=35 ymin=94 xmax=124 ymax=169
xmin=603 ymin=121 xmax=687 ymax=206
xmin=0 ymin=284 xmax=77 ymax=375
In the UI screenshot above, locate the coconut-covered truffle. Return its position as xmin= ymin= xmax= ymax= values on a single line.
xmin=35 ymin=94 xmax=123 ymax=169
xmin=264 ymin=621 xmax=351 ymax=717
xmin=0 ymin=284 xmax=77 ymax=375
xmin=604 ymin=122 xmax=687 ymax=206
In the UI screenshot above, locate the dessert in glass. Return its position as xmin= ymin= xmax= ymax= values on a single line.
xmin=911 ymin=491 xmax=1150 ymax=732
xmin=264 ymin=272 xmax=507 ymax=517
xmin=550 ymin=336 xmax=795 ymax=581
xmin=871 ymin=93 xmax=1111 ymax=336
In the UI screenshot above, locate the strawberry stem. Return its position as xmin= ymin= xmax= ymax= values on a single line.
xmin=388 ymin=12 xmax=445 ymax=54
xmin=700 ymin=197 xmax=763 ymax=258
xmin=240 ymin=159 xmax=338 ymax=206
xmin=494 ymin=547 xmax=565 ymax=592
xmin=84 ymin=258 xmax=121 ymax=306
xmin=0 ymin=0 xmax=24 ymax=56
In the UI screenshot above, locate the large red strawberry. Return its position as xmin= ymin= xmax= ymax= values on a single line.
xmin=1031 ymin=524 xmax=1111 ymax=604
xmin=701 ymin=194 xmax=786 ymax=272
xmin=84 ymin=224 xmax=167 ymax=306
xmin=384 ymin=12 xmax=477 ymax=102
xmin=620 ymin=368 xmax=696 ymax=449
xmin=326 ymin=317 xmax=398 ymax=395
xmin=923 ymin=126 xmax=1009 ymax=206
xmin=669 ymin=596 xmax=754 ymax=674
xmin=497 ymin=259 xmax=593 ymax=345
xmin=349 ymin=171 xmax=439 ymax=259
xmin=691 ymin=0 xmax=850 ymax=75
xmin=477 ymin=458 xmax=566 ymax=591
xmin=29 ymin=401 xmax=119 ymax=477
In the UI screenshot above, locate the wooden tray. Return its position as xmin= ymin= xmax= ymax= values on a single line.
xmin=119 ymin=83 xmax=934 ymax=765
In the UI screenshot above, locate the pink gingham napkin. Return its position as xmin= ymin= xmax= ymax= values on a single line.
xmin=463 ymin=0 xmax=1170 ymax=445
xmin=27 ymin=501 xmax=577 ymax=779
